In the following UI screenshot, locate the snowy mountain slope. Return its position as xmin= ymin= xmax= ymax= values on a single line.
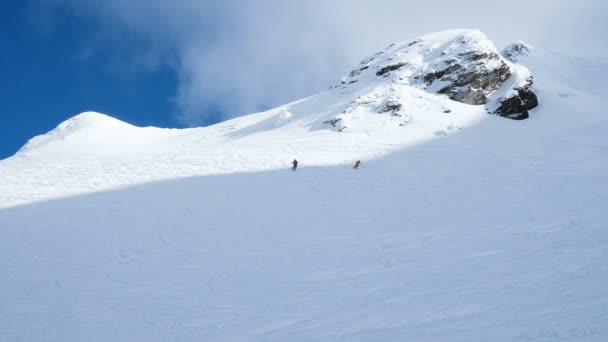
xmin=0 ymin=91 xmax=485 ymax=208
xmin=1 ymin=29 xmax=539 ymax=208
xmin=1 ymin=30 xmax=608 ymax=341
xmin=1 ymin=143 xmax=606 ymax=342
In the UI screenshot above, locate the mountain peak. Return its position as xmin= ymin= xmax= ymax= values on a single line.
xmin=16 ymin=112 xmax=171 ymax=158
xmin=51 ymin=111 xmax=134 ymax=133
xmin=331 ymin=29 xmax=538 ymax=122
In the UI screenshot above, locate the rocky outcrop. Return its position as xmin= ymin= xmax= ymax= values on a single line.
xmin=495 ymin=78 xmax=539 ymax=120
xmin=424 ymin=52 xmax=512 ymax=105
xmin=376 ymin=62 xmax=407 ymax=76
xmin=326 ymin=30 xmax=539 ymax=130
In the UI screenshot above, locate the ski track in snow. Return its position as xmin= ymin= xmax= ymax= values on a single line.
xmin=1 ymin=30 xmax=608 ymax=341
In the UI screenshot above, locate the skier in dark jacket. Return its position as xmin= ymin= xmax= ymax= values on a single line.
xmin=353 ymin=160 xmax=361 ymax=169
xmin=292 ymin=159 xmax=298 ymax=171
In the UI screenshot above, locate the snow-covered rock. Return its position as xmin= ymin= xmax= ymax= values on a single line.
xmin=502 ymin=41 xmax=533 ymax=63
xmin=331 ymin=29 xmax=538 ymax=122
xmin=493 ymin=76 xmax=538 ymax=120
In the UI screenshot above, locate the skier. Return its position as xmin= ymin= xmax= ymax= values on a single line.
xmin=292 ymin=159 xmax=299 ymax=171
xmin=353 ymin=160 xmax=362 ymax=170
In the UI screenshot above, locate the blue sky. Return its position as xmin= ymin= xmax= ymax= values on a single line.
xmin=1 ymin=0 xmax=605 ymax=159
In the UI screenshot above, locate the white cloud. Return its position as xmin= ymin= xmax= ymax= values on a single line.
xmin=33 ymin=0 xmax=607 ymax=125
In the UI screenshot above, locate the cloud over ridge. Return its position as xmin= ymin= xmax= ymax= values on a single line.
xmin=33 ymin=0 xmax=606 ymax=125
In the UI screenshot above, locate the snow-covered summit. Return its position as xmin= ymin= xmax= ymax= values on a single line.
xmin=20 ymin=112 xmax=134 ymax=151
xmin=17 ymin=111 xmax=182 ymax=159
xmin=332 ymin=29 xmax=538 ymax=121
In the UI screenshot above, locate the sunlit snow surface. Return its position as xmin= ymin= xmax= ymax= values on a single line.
xmin=1 ymin=30 xmax=607 ymax=341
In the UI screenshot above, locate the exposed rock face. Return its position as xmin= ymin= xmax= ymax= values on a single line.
xmin=426 ymin=52 xmax=512 ymax=105
xmin=376 ymin=63 xmax=407 ymax=76
xmin=495 ymin=78 xmax=539 ymax=120
xmin=325 ymin=30 xmax=538 ymax=130
xmin=333 ymin=30 xmax=537 ymax=116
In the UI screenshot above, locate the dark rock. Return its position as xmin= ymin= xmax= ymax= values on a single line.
xmin=440 ymin=87 xmax=488 ymax=105
xmin=459 ymin=51 xmax=499 ymax=62
xmin=376 ymin=63 xmax=407 ymax=76
xmin=420 ymin=47 xmax=512 ymax=106
xmin=495 ymin=79 xmax=538 ymax=120
xmin=436 ymin=61 xmax=512 ymax=105
xmin=378 ymin=100 xmax=402 ymax=113
xmin=323 ymin=118 xmax=342 ymax=127
xmin=423 ymin=64 xmax=462 ymax=84
xmin=349 ymin=65 xmax=369 ymax=78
